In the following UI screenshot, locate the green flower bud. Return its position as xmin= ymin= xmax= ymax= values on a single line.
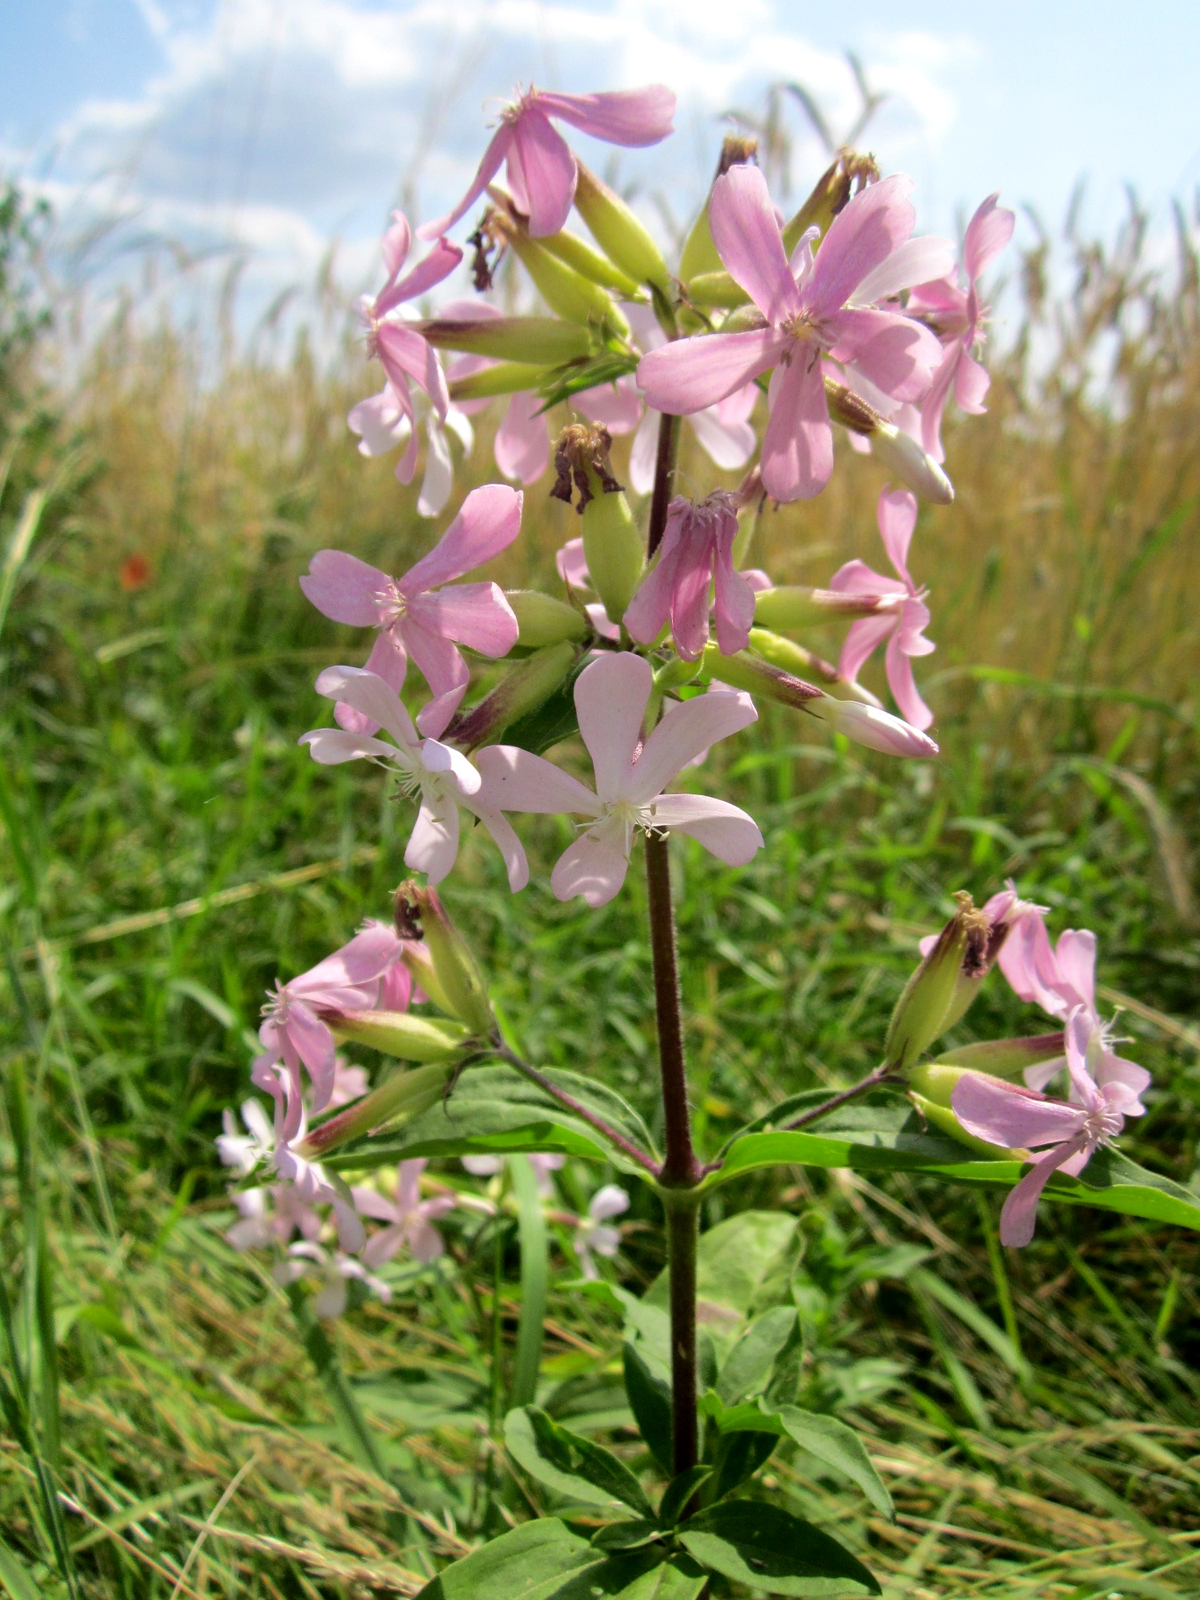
xmin=299 ymin=1061 xmax=456 ymax=1156
xmin=497 ymin=212 xmax=629 ymax=337
xmin=748 ymin=626 xmax=881 ymax=706
xmin=541 ymin=229 xmax=643 ymax=298
xmin=416 ymin=315 xmax=591 ymax=365
xmin=550 ymin=423 xmax=644 ymax=623
xmin=885 ymin=894 xmax=990 ymax=1072
xmin=448 ymin=641 xmax=578 ymax=750
xmin=695 ymin=643 xmax=822 ymax=709
xmin=931 ymin=1034 xmax=1067 ymax=1081
xmin=823 ymin=378 xmax=954 ymax=505
xmin=398 ymin=939 xmax=458 ymax=1019
xmin=679 ymin=135 xmax=759 ymax=281
xmin=573 ymin=161 xmax=671 ymax=294
xmin=754 ymin=585 xmax=905 ymax=632
xmin=684 ymin=271 xmax=750 ymax=310
xmin=321 ymin=1008 xmax=472 ymax=1061
xmin=781 ymin=150 xmax=880 ymax=255
xmin=505 ymin=589 xmax=589 ymax=647
xmin=395 ymin=882 xmax=494 ymax=1037
xmin=449 ymin=361 xmax=547 ymax=403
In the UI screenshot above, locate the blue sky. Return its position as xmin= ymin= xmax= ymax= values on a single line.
xmin=3 ymin=0 xmax=1198 ymax=321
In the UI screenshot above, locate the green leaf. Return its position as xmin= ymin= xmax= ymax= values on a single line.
xmin=324 ymin=1065 xmax=656 ymax=1177
xmin=644 ymin=1213 xmax=800 ymax=1353
xmin=416 ymin=1520 xmax=602 ymax=1600
xmin=505 ymin=1408 xmax=653 ymax=1516
xmin=702 ymin=1395 xmax=893 ymax=1521
xmin=622 ymin=1341 xmax=673 ymax=1474
xmin=677 ymin=1501 xmax=880 ymax=1597
xmin=702 ymin=1103 xmax=1200 ymax=1231
xmin=613 ymin=1556 xmax=708 ymax=1600
xmin=502 ymin=656 xmax=586 ymax=755
xmin=590 ymin=1521 xmax=662 ymax=1552
xmin=657 ymin=1465 xmax=713 ymax=1528
xmin=717 ymin=1308 xmax=801 ymax=1405
xmin=510 ymin=1157 xmax=549 ymax=1411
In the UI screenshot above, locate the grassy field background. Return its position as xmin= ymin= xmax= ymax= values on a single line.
xmin=2 ymin=176 xmax=1200 ymax=1597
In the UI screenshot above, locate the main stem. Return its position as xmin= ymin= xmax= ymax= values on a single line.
xmin=644 ymin=403 xmax=701 ymax=1475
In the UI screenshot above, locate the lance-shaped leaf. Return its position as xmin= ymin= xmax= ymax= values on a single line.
xmin=622 ymin=1339 xmax=673 ymax=1475
xmin=505 ymin=1407 xmax=654 ymax=1517
xmin=417 ymin=1521 xmax=676 ymax=1600
xmin=677 ymin=1501 xmax=880 ymax=1597
xmin=701 ymin=1393 xmax=893 ymax=1520
xmin=643 ymin=1212 xmax=801 ymax=1354
xmin=322 ymin=1064 xmax=656 ymax=1177
xmin=701 ymin=1101 xmax=1200 ymax=1232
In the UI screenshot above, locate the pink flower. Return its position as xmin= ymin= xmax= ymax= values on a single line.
xmin=250 ymin=921 xmax=403 ymax=1136
xmin=356 ymin=212 xmax=462 ymax=455
xmin=574 ymin=1183 xmax=629 ymax=1278
xmin=637 ymin=165 xmax=950 ymax=501
xmin=475 ymin=652 xmax=762 ymax=907
xmin=353 ymin=1160 xmax=456 ymax=1268
xmin=910 ymin=193 xmax=1014 ymax=462
xmin=300 ymin=665 xmax=528 ymax=891
xmin=952 ymin=1008 xmax=1143 ymax=1246
xmin=349 ymin=381 xmax=475 ymax=514
xmin=276 ymin=1241 xmax=392 ymax=1320
xmin=988 ymin=888 xmax=1150 ymax=1109
xmin=624 ymin=491 xmax=756 ymax=659
xmin=300 ymin=484 xmax=522 ymax=739
xmin=419 ymin=84 xmax=676 ymax=239
xmin=830 ymin=487 xmax=935 ymax=730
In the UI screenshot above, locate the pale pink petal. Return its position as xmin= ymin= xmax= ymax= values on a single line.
xmin=460 ymin=793 xmax=530 ymax=891
xmin=285 ymin=1003 xmax=339 ymax=1110
xmin=810 ymin=696 xmax=938 ymax=757
xmin=417 ymin=417 xmax=454 ymax=519
xmin=830 ymin=558 xmax=904 ymax=600
xmin=375 ymin=323 xmax=450 ymax=420
xmin=474 ymin=745 xmax=600 ymax=816
xmin=709 ymin=164 xmax=803 ymax=324
xmin=417 ymin=582 xmax=519 ymax=656
xmin=1055 ymin=930 xmax=1097 ymax=1013
xmin=963 ymin=194 xmax=1015 ymax=284
xmin=1094 ymin=1048 xmax=1150 ymax=1110
xmin=837 ymin=614 xmax=894 ymax=683
xmin=576 ymin=376 xmax=643 ymax=435
xmin=379 ymin=961 xmax=414 ymax=1011
xmin=335 ymin=630 xmax=408 ymax=735
xmin=348 ymin=385 xmax=409 ymax=457
xmin=952 ymin=1073 xmax=1087 ymax=1149
xmin=650 ymin=793 xmax=763 ymax=865
xmin=300 ymin=551 xmax=389 ymax=626
xmin=575 ymin=652 xmax=652 ymax=802
xmin=852 ymin=235 xmax=955 ymax=305
xmin=623 ymin=545 xmax=679 ymax=647
xmin=403 ymin=618 xmax=470 ymax=738
xmin=300 ymin=727 xmax=404 ymax=765
xmin=382 ymin=237 xmax=462 ymax=313
xmin=762 ymin=355 xmax=833 ymax=502
xmin=550 ymin=829 xmax=630 ymax=907
xmin=877 ymin=487 xmax=918 ymax=575
xmin=536 ymin=85 xmax=676 ymax=146
xmin=831 ymin=308 xmax=942 ymax=403
xmin=638 ymin=327 xmax=787 ymax=415
xmin=404 ymin=484 xmax=524 ymax=592
xmin=954 ymin=350 xmax=991 ymax=414
xmin=556 ymin=536 xmax=589 ymax=590
xmin=629 ymin=688 xmax=757 ymax=802
xmin=408 ymin=1216 xmax=446 ymax=1263
xmin=495 ymin=392 xmax=550 ymax=483
xmin=380 ymin=212 xmax=411 ymax=281
xmin=507 ymin=110 xmax=577 ymax=236
xmin=1000 ymin=1135 xmax=1090 ymax=1247
xmin=998 ymin=913 xmax=1069 ymax=1018
xmin=405 ymin=794 xmax=461 ymax=884
xmin=919 ymin=347 xmax=960 ymax=463
xmin=628 ymin=411 xmax=659 ymax=495
xmin=588 ymin=1183 xmax=631 ymax=1221
xmin=715 ymin=381 xmax=759 ymax=427
xmin=421 ymin=738 xmax=482 ymax=797
xmin=689 ymin=403 xmax=756 ymax=472
xmin=314 ymin=665 xmax=418 ymax=747
xmin=809 ymin=174 xmax=916 ymax=316
xmin=668 ymin=537 xmax=718 ymax=661
xmin=300 ymin=923 xmax=403 ymax=992
xmin=711 ymin=545 xmax=756 ymax=657
xmin=417 ymin=127 xmax=512 ymax=241
xmin=884 ymin=633 xmax=933 ymax=731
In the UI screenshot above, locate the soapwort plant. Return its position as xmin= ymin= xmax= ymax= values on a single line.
xmin=217 ymin=80 xmax=1200 ymax=1598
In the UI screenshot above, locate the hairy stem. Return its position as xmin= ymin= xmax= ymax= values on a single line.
xmin=647 ymin=411 xmax=680 ymax=558
xmin=664 ymin=1195 xmax=700 ymax=1475
xmin=497 ymin=1045 xmax=659 ymax=1176
xmin=645 ymin=837 xmax=701 ymax=1188
xmin=780 ymin=1064 xmax=897 ymax=1131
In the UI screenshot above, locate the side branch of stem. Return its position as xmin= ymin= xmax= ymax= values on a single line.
xmin=497 ymin=1045 xmax=659 ymax=1175
xmin=780 ymin=1064 xmax=898 ymax=1131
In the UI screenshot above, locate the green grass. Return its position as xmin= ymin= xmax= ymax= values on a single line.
xmin=2 ymin=188 xmax=1200 ymax=1596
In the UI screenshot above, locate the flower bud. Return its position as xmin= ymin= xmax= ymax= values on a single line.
xmin=697 ymin=644 xmax=823 ymax=708
xmin=573 ymin=161 xmax=671 ymax=294
xmin=823 ymin=379 xmax=954 ymax=505
xmin=550 ymin=424 xmax=644 ymax=623
xmin=448 ymin=641 xmax=578 ymax=750
xmin=907 ymin=1072 xmax=1028 ymax=1160
xmin=931 ymin=1033 xmax=1066 ymax=1081
xmin=320 ymin=1007 xmax=472 ymax=1061
xmin=885 ymin=893 xmax=989 ymax=1072
xmin=299 ymin=1061 xmax=456 ymax=1157
xmin=804 ymin=695 xmax=939 ymax=757
xmin=754 ymin=586 xmax=904 ymax=632
xmin=416 ymin=315 xmax=592 ymax=365
xmin=397 ymin=938 xmax=457 ymax=1017
xmin=541 ymin=229 xmax=643 ymax=298
xmin=492 ymin=207 xmax=630 ymax=337
xmin=684 ymin=271 xmax=750 ymax=310
xmin=395 ymin=882 xmax=494 ymax=1037
xmin=505 ymin=589 xmax=589 ymax=647
xmin=781 ymin=150 xmax=880 ymax=255
xmin=448 ymin=361 xmax=547 ymax=403
xmin=748 ymin=627 xmax=882 ymax=707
